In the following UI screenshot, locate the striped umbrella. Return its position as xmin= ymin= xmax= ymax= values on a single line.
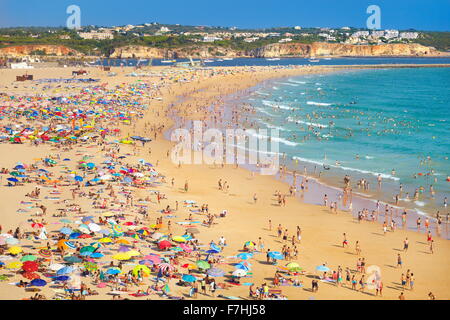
xmin=157 ymin=263 xmax=174 ymax=272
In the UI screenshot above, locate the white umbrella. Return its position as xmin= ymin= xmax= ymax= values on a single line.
xmin=88 ymin=223 xmax=101 ymax=232
xmin=49 ymin=263 xmax=65 ymax=271
xmin=232 ymin=269 xmax=247 ymax=277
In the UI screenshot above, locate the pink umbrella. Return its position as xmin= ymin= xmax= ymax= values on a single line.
xmin=180 ymin=243 xmax=192 ymax=253
xmin=157 ymin=263 xmax=174 ymax=271
xmin=143 ymin=255 xmax=161 ymax=264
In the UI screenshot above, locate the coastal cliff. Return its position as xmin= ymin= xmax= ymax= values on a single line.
xmin=250 ymin=42 xmax=445 ymax=57
xmin=0 ymin=45 xmax=81 ymax=57
xmin=0 ymin=42 xmax=446 ymax=59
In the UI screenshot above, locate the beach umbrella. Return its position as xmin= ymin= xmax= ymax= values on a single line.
xmin=316 ymin=265 xmax=330 ymax=272
xmin=286 ymin=262 xmax=301 ymax=270
xmin=69 ymin=232 xmax=81 ymax=239
xmin=49 ymin=263 xmax=65 ymax=271
xmin=90 ymin=252 xmax=104 ymax=259
xmin=57 ymin=240 xmax=68 ymax=250
xmin=132 ymin=265 xmax=150 ymax=277
xmin=88 ymin=223 xmax=101 ymax=232
xmin=63 ymin=255 xmax=82 ymax=263
xmin=23 ymin=272 xmax=40 ymax=280
xmin=172 ymin=236 xmax=187 ymax=243
xmin=232 ymin=269 xmax=247 ymax=277
xmin=53 ymin=276 xmax=70 ymax=282
xmin=143 ymin=255 xmax=161 ymax=264
xmin=179 ymin=243 xmax=192 ymax=253
xmin=207 ymin=267 xmax=225 ymax=277
xmin=115 ymin=238 xmax=131 ymax=245
xmin=158 ymin=240 xmax=172 ymax=250
xmin=206 ymin=249 xmax=220 ymax=254
xmin=235 ymin=262 xmax=251 ymax=271
xmin=99 ymin=237 xmax=113 ymax=243
xmin=80 ymin=246 xmax=96 ymax=254
xmin=106 ymin=267 xmax=122 ymax=275
xmin=6 ymin=261 xmax=22 ymax=269
xmin=22 ymin=261 xmax=39 ymax=272
xmin=157 ymin=263 xmax=174 ymax=272
xmin=30 ymin=279 xmax=47 ymax=287
xmin=127 ymin=250 xmax=141 ymax=257
xmin=31 ymin=223 xmax=44 ymax=229
xmin=7 ymin=177 xmax=19 ymax=183
xmin=59 ymin=227 xmax=72 ymax=235
xmin=8 ymin=246 xmax=23 ymax=255
xmin=74 ymin=175 xmax=83 ymax=182
xmin=196 ymin=260 xmax=210 ymax=270
xmin=244 ymin=241 xmax=255 ymax=248
xmin=112 ymin=252 xmax=132 ymax=260
xmin=182 ymin=274 xmax=197 ymax=283
xmin=57 ymin=266 xmax=74 ymax=275
xmin=20 ymin=255 xmax=37 ymax=262
xmin=237 ymin=252 xmax=253 ymax=260
xmin=268 ymin=251 xmax=284 ymax=260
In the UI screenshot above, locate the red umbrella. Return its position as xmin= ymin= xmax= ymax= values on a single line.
xmin=22 ymin=261 xmax=39 ymax=272
xmin=158 ymin=240 xmax=172 ymax=250
xmin=123 ymin=222 xmax=134 ymax=226
xmin=38 ymin=249 xmax=52 ymax=258
xmin=78 ymin=234 xmax=93 ymax=239
xmin=23 ymin=272 xmax=40 ymax=280
xmin=31 ymin=223 xmax=43 ymax=229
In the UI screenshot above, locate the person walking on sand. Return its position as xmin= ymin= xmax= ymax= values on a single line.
xmin=397 ymin=253 xmax=402 ymax=268
xmin=253 ymin=193 xmax=257 ymax=204
xmin=399 ymin=292 xmax=405 ymax=300
xmin=403 ymin=238 xmax=409 ymax=252
xmin=342 ymin=233 xmax=348 ymax=248
xmin=355 ymin=241 xmax=361 ymax=255
xmin=184 ymin=180 xmax=189 ymax=192
xmin=429 ymin=240 xmax=434 ymax=254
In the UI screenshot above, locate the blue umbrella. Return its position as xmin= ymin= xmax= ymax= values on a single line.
xmin=106 ymin=268 xmax=121 ymax=275
xmin=7 ymin=177 xmax=18 ymax=182
xmin=69 ymin=232 xmax=81 ymax=239
xmin=268 ymin=251 xmax=284 ymax=260
xmin=90 ymin=252 xmax=104 ymax=258
xmin=30 ymin=279 xmax=47 ymax=287
xmin=210 ymin=243 xmax=221 ymax=252
xmin=316 ymin=265 xmax=330 ymax=272
xmin=59 ymin=227 xmax=72 ymax=235
xmin=235 ymin=263 xmax=251 ymax=271
xmin=57 ymin=266 xmax=74 ymax=275
xmin=52 ymin=276 xmax=70 ymax=281
xmin=206 ymin=249 xmax=220 ymax=254
xmin=237 ymin=253 xmax=253 ymax=260
xmin=74 ymin=176 xmax=83 ymax=182
xmin=182 ymin=274 xmax=197 ymax=283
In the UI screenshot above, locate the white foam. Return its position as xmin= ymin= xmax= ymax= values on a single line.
xmin=247 ymin=131 xmax=299 ymax=147
xmin=288 ymin=80 xmax=307 ymax=84
xmin=286 ymin=117 xmax=328 ymax=128
xmin=307 ymin=101 xmax=332 ymax=106
xmin=414 ymin=201 xmax=426 ymax=207
xmin=291 ymin=156 xmax=400 ymax=181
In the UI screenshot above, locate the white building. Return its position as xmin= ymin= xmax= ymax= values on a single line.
xmin=294 ymin=26 xmax=302 ymax=30
xmin=384 ymin=29 xmax=399 ymax=39
xmin=203 ymin=36 xmax=222 ymax=42
xmin=400 ymin=32 xmax=419 ymax=39
xmin=352 ymin=31 xmax=370 ymax=38
xmin=78 ymin=31 xmax=114 ymax=40
xmin=278 ymin=38 xmax=292 ymax=43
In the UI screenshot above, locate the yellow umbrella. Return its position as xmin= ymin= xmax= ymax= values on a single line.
xmin=102 ymin=212 xmax=114 ymax=217
xmin=8 ymin=246 xmax=23 ymax=255
xmin=127 ymin=250 xmax=141 ymax=257
xmin=6 ymin=261 xmax=22 ymax=269
xmin=112 ymin=252 xmax=132 ymax=260
xmin=99 ymin=237 xmax=113 ymax=243
xmin=286 ymin=262 xmax=300 ymax=269
xmin=172 ymin=236 xmax=187 ymax=243
xmin=132 ymin=265 xmax=150 ymax=277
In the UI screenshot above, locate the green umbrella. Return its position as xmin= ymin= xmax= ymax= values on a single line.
xmin=80 ymin=246 xmax=96 ymax=253
xmin=20 ymin=255 xmax=37 ymax=262
xmin=196 ymin=260 xmax=210 ymax=270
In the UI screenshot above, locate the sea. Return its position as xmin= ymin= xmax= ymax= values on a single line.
xmin=228 ymin=67 xmax=449 ymax=226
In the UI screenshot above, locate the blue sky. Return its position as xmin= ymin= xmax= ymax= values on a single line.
xmin=1 ymin=0 xmax=449 ymax=31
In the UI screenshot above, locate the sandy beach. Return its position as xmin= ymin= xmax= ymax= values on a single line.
xmin=0 ymin=64 xmax=448 ymax=301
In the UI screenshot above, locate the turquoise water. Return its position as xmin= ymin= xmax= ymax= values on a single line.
xmin=242 ymin=67 xmax=450 ymax=215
